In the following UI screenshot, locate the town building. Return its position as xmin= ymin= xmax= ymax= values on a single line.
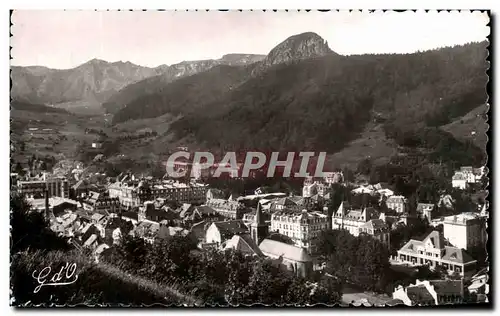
xmin=250 ymin=202 xmax=269 ymax=245
xmin=385 ymin=195 xmax=408 ymax=214
xmin=259 ymin=239 xmax=313 ymax=278
xmin=17 ymin=175 xmax=69 ymax=198
xmin=332 ymin=202 xmax=379 ymax=237
xmin=138 ymin=201 xmax=179 ymax=223
xmin=443 ymin=213 xmax=486 ymax=251
xmin=452 ymin=166 xmax=485 ymax=189
xmin=301 ymin=172 xmax=342 ymax=198
xmin=205 ymin=220 xmax=249 ymax=246
xmin=397 ymin=231 xmax=477 ymax=276
xmin=205 ymin=197 xmax=246 ymax=219
xmin=108 ymin=178 xmax=208 ymax=208
xmin=270 ymin=209 xmax=328 ymax=254
xmin=393 ymin=279 xmax=464 ymax=306
xmin=81 ymin=191 xmax=120 ymax=213
xmin=359 ymin=219 xmax=390 ymax=246
xmin=351 ymin=183 xmax=394 ymax=198
xmin=452 ymin=172 xmax=468 ymax=190
xmin=133 ymin=220 xmax=160 ymax=244
xmin=28 ymin=196 xmax=78 ymax=217
xmin=157 ymin=224 xmax=190 ymax=241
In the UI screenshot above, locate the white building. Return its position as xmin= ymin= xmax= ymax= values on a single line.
xmin=271 ymin=209 xmax=328 ymax=254
xmin=332 ymin=202 xmax=379 ymax=236
xmin=452 ymin=166 xmax=485 ymax=190
xmin=443 ymin=213 xmax=486 ymax=251
xmin=385 ymin=195 xmax=408 ymax=213
xmin=205 ymin=220 xmax=249 ymax=246
xmin=452 ymin=172 xmax=468 ymax=190
xmin=397 ymin=231 xmax=477 ymax=276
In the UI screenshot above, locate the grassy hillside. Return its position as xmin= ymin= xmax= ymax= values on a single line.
xmin=441 ymin=103 xmax=489 ymax=151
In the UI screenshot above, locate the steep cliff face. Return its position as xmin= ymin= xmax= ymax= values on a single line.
xmin=252 ymin=32 xmax=335 ymax=75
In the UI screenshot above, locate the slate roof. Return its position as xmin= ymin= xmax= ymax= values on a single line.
xmin=196 ymin=205 xmax=217 ymax=215
xmin=423 ymin=231 xmax=445 ymax=250
xmin=361 ymin=219 xmax=389 ymax=231
xmin=213 ymin=220 xmax=248 ymax=237
xmin=259 ymin=239 xmax=312 ymax=263
xmin=406 ymin=285 xmax=436 ymax=305
xmin=442 ymin=247 xmax=476 ymax=264
xmin=224 ymin=234 xmax=264 ymax=257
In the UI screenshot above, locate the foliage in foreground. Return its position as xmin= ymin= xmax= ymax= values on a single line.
xmin=102 ymin=235 xmax=343 ymax=306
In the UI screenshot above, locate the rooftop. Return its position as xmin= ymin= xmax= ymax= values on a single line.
xmin=259 ymin=239 xmax=312 ymax=262
xmin=444 ymin=212 xmax=481 ymax=224
xmin=212 ymin=220 xmax=249 ymax=236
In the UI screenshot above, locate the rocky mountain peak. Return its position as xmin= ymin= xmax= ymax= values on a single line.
xmin=252 ymin=32 xmax=335 ymax=75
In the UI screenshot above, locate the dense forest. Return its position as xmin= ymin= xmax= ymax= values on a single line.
xmin=110 ymin=64 xmax=254 ymax=120
xmin=112 ymin=41 xmax=488 ymax=155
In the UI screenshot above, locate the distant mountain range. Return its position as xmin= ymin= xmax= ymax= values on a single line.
xmin=11 ymin=53 xmax=266 ymax=108
xmin=10 ymin=32 xmax=488 ymax=168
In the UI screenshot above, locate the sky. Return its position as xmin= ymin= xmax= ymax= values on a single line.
xmin=10 ymin=10 xmax=490 ymax=69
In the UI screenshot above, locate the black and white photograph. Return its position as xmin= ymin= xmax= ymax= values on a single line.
xmin=8 ymin=9 xmax=490 ymax=307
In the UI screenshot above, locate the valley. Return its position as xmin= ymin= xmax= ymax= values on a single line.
xmin=10 ymin=32 xmax=488 ymax=175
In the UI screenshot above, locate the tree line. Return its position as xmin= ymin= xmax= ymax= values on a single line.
xmin=101 ymin=234 xmax=343 ymax=305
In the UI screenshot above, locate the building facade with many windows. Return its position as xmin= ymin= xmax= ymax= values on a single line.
xmin=17 ymin=176 xmax=69 ymax=198
xmin=397 ymin=231 xmax=477 ymax=276
xmin=332 ymin=202 xmax=379 ymax=236
xmin=270 ymin=209 xmax=328 ymax=254
xmin=108 ymin=179 xmax=208 ymax=208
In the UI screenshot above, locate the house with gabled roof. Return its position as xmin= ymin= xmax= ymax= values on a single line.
xmin=332 ymin=202 xmax=379 ymax=237
xmin=397 ymin=231 xmax=477 ymax=276
xmin=205 ymin=220 xmax=249 ymax=246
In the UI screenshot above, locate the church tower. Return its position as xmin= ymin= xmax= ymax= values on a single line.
xmin=251 ymin=201 xmax=268 ymax=245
